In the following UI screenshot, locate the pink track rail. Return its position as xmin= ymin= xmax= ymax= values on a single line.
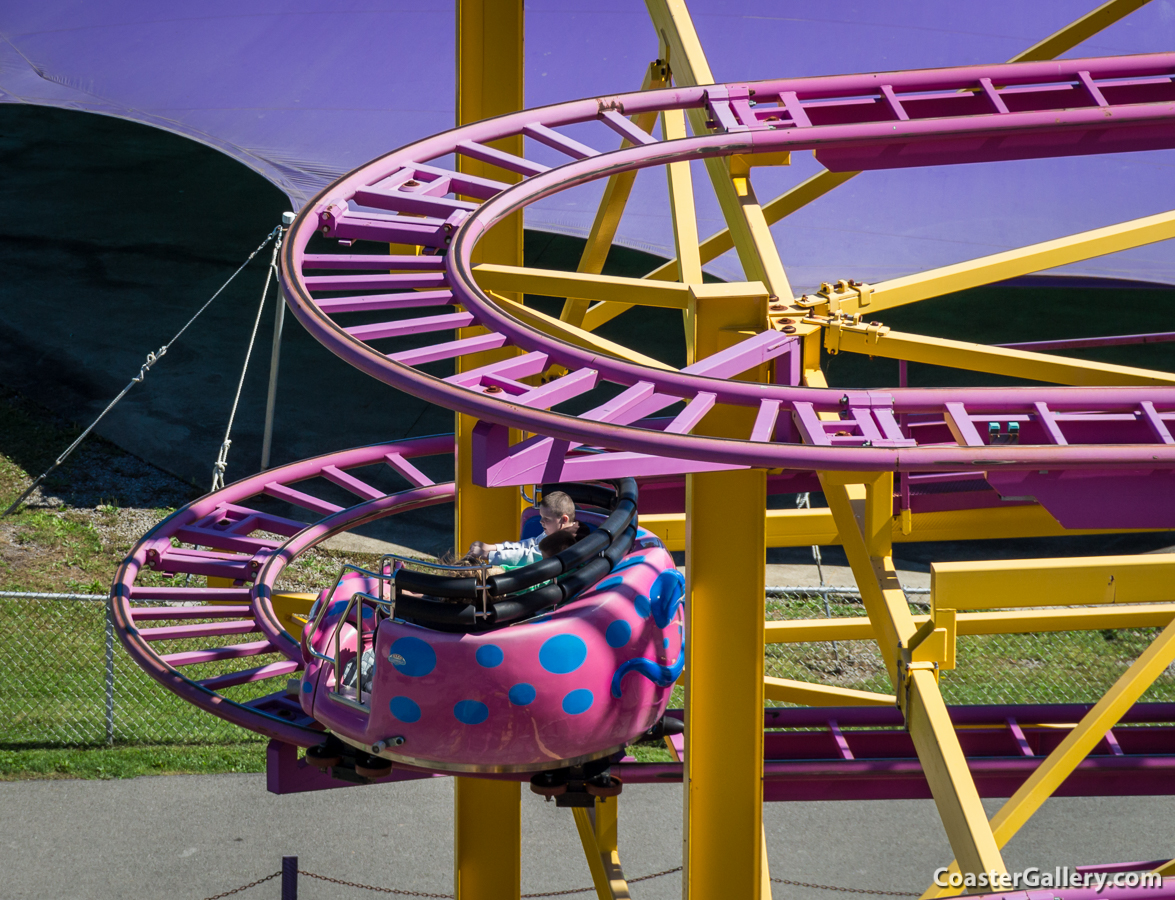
xmin=281 ymin=53 xmax=1175 ymax=485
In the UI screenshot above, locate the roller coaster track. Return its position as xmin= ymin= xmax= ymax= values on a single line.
xmin=281 ymin=53 xmax=1175 ymax=485
xmin=112 ymin=52 xmax=1175 ymax=766
xmin=111 ymin=436 xmax=453 ymax=746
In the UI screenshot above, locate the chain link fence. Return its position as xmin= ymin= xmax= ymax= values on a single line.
xmin=3 ymin=590 xmax=1175 ymax=750
xmin=0 ymin=593 xmax=267 ymax=748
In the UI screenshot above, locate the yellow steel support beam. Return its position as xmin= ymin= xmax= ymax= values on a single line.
xmin=766 ymin=604 xmax=1175 ymax=644
xmin=476 ymin=264 xmax=696 ymax=309
xmin=824 ymin=317 xmax=1175 ymax=386
xmin=684 ymin=467 xmax=766 ymax=899
xmin=663 ymin=106 xmax=703 ymax=287
xmin=813 ymin=210 xmax=1175 ymax=317
xmin=455 ymin=3 xmax=522 ymax=898
xmin=764 ymin=676 xmax=896 ymax=707
xmin=572 ymin=798 xmax=631 ymax=900
xmin=923 ymin=615 xmax=1175 ymax=899
xmin=821 ymin=472 xmax=1005 ymax=879
xmin=645 ymin=0 xmax=793 ymax=303
xmin=932 ymin=554 xmax=1175 ymax=611
xmin=681 ymin=260 xmax=767 ymax=898
xmin=1010 ymin=0 xmax=1154 ymax=63
xmin=639 ymin=502 xmax=1155 ymax=553
xmin=559 ymin=60 xmax=670 ymax=329
xmin=490 ymin=292 xmax=675 ymax=371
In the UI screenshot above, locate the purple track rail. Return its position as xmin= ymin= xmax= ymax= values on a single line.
xmin=110 ymin=436 xmax=452 ymax=746
xmin=281 ymin=53 xmax=1175 ymax=486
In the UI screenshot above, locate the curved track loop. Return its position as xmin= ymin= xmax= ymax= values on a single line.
xmin=111 ymin=436 xmax=452 ymax=747
xmin=282 ymin=54 xmax=1175 ymax=481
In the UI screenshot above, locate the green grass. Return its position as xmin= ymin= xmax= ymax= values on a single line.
xmin=0 ymin=744 xmax=266 ymax=780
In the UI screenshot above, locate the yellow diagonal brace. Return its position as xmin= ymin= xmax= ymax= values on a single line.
xmin=932 ymin=554 xmax=1175 ymax=611
xmin=489 ymin=292 xmax=674 ymax=370
xmin=821 ymin=210 xmax=1175 ymax=316
xmin=476 ymin=264 xmax=694 ymax=309
xmin=645 ymin=0 xmax=792 ymax=303
xmin=822 ymin=473 xmax=1005 ymax=879
xmin=828 ymin=320 xmax=1175 ymax=386
xmin=922 ymin=615 xmax=1175 ymax=899
xmin=764 ymin=677 xmax=896 ymax=707
xmin=560 ymin=59 xmax=670 ymax=329
xmin=572 ymin=799 xmax=631 ymax=900
xmin=1011 ymin=0 xmax=1154 ymax=63
xmin=663 ymin=106 xmax=703 ymax=286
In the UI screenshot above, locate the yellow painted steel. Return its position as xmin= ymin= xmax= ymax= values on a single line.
xmin=559 ymin=60 xmax=670 ymax=330
xmin=639 ymin=502 xmax=1155 ymax=552
xmin=455 ymin=3 xmax=523 ymax=898
xmin=765 ymin=604 xmax=1175 ymax=644
xmin=490 ymin=292 xmax=675 ymax=371
xmin=814 ymin=209 xmax=1175 ymax=317
xmin=681 ymin=256 xmax=768 ymax=897
xmin=270 ymin=591 xmax=317 ymax=637
xmin=663 ymin=106 xmax=703 ymax=287
xmin=821 ymin=473 xmax=1006 ymax=879
xmin=761 ymin=824 xmax=772 ymax=900
xmin=922 ymin=615 xmax=1175 ymax=899
xmin=932 ymin=554 xmax=1175 ymax=611
xmin=684 ymin=467 xmax=766 ymax=899
xmin=476 ymin=263 xmax=711 ymax=309
xmin=1010 ymin=0 xmax=1154 ymax=63
xmin=645 ymin=0 xmax=794 ymax=303
xmin=572 ymin=798 xmax=631 ymax=900
xmin=1155 ymin=858 xmax=1175 ymax=877
xmin=824 ymin=317 xmax=1175 ymax=386
xmin=764 ymin=676 xmax=896 ymax=707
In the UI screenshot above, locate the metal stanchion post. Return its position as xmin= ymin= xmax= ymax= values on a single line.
xmin=104 ymin=603 xmax=115 ymax=745
xmin=282 ymin=856 xmax=298 ymax=900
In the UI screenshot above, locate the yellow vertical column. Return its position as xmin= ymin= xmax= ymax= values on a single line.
xmin=683 ymin=288 xmax=768 ymax=899
xmin=455 ymin=2 xmax=524 ymax=899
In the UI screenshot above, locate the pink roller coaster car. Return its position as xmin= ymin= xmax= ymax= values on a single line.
xmin=298 ymin=480 xmax=684 ymax=799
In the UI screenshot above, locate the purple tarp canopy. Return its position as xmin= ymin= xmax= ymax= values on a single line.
xmin=2 ymin=1 xmax=1174 ymax=290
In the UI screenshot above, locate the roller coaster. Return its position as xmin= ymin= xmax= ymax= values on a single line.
xmin=109 ymin=2 xmax=1175 ymax=896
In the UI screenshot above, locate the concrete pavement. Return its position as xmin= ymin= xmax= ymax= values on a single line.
xmin=3 ymin=773 xmax=1174 ymax=899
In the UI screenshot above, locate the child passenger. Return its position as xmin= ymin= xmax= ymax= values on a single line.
xmin=467 ymin=491 xmax=578 ymax=568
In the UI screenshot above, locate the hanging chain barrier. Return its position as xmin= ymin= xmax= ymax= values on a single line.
xmin=1 ymin=224 xmax=284 ymax=519
xmin=211 ymin=227 xmax=284 ymax=491
xmin=199 ymin=870 xmax=281 ymax=900
xmin=283 ymin=865 xmax=922 ymax=898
